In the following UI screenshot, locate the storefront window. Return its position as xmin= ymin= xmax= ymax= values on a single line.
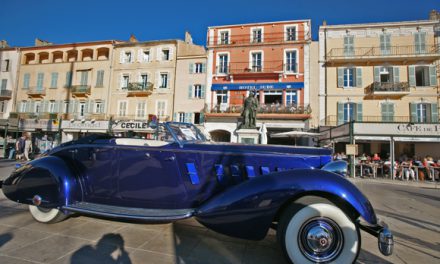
xmin=264 ymin=90 xmax=282 ymax=105
xmin=216 ymin=91 xmax=228 ymax=104
xmin=286 ymin=90 xmax=298 ymax=106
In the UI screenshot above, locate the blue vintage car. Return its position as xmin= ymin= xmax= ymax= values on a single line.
xmin=2 ymin=122 xmax=393 ymax=263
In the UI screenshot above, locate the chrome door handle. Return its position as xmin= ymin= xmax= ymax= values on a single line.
xmin=164 ymin=156 xmax=175 ymax=161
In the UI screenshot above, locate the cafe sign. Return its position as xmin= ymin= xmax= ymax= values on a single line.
xmin=61 ymin=120 xmax=109 ymax=131
xmin=112 ymin=121 xmax=155 ymax=132
xmin=354 ymin=123 xmax=440 ymax=137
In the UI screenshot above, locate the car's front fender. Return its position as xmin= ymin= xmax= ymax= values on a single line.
xmin=195 ymin=169 xmax=377 ymax=240
xmin=2 ymin=156 xmax=80 ymax=208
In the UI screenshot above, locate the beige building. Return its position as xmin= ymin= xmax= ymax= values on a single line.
xmin=318 ymin=12 xmax=440 ymax=161
xmin=109 ymin=34 xmax=206 ymax=137
xmin=15 ymin=40 xmax=115 ymax=142
xmin=0 ymin=43 xmax=19 ymax=120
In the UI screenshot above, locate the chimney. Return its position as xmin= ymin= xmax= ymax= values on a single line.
xmin=0 ymin=40 xmax=9 ymax=48
xmin=429 ymin=10 xmax=440 ymax=20
xmin=185 ymin=31 xmax=193 ymax=44
xmin=129 ymin=34 xmax=138 ymax=43
xmin=35 ymin=38 xmax=53 ymax=46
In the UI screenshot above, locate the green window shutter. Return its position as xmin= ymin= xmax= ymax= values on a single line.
xmin=84 ymin=100 xmax=89 ymax=113
xmin=374 ymin=67 xmax=380 ymax=83
xmin=96 ymin=70 xmax=104 ymax=87
xmin=337 ymin=102 xmax=344 ymax=125
xmin=173 ymin=113 xmax=177 ymax=121
xmin=337 ymin=68 xmax=344 ymax=88
xmin=429 ymin=65 xmax=437 ymax=86
xmin=23 ymin=73 xmax=30 ymax=89
xmin=0 ymin=79 xmax=6 ymax=90
xmin=184 ymin=113 xmax=189 ymax=123
xmin=188 ymin=113 xmax=193 ymax=123
xmin=381 ymin=103 xmax=387 ymax=122
xmin=54 ymin=101 xmax=60 ymax=113
xmin=200 ymin=112 xmax=205 ymax=123
xmin=189 ymin=63 xmax=194 ymax=74
xmin=389 ymin=103 xmax=395 ymax=122
xmin=188 ymin=85 xmax=193 ymax=99
xmin=408 ymin=66 xmax=416 ymax=87
xmin=431 ymin=103 xmax=438 ymax=123
xmin=37 ymin=73 xmax=44 ymax=89
xmin=51 ymin=72 xmax=58 ymax=88
xmin=100 ymin=100 xmax=106 ymax=113
xmin=42 ymin=100 xmax=48 ymax=113
xmin=28 ymin=101 xmax=34 ymax=113
xmin=380 ymin=34 xmax=385 ymax=53
xmin=356 ymin=103 xmax=363 ymax=122
xmin=410 ymin=103 xmax=417 ymax=122
xmin=202 ymin=63 xmax=207 ymax=73
xmin=356 ymin=68 xmax=362 ymax=87
xmin=65 ymin=72 xmax=72 ymax=87
xmin=80 ymin=71 xmax=88 ymax=86
xmin=393 ymin=67 xmax=400 ymax=83
xmin=200 ymin=85 xmax=205 ymax=99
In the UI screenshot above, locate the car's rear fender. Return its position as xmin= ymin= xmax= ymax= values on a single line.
xmin=195 ymin=169 xmax=377 ymax=240
xmin=2 ymin=156 xmax=80 ymax=208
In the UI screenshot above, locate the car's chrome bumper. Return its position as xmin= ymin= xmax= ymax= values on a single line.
xmin=359 ymin=220 xmax=394 ymax=256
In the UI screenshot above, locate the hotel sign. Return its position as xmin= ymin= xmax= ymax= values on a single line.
xmin=354 ymin=123 xmax=440 ymax=137
xmin=211 ymin=82 xmax=304 ymax=91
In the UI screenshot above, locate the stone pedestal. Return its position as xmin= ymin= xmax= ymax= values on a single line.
xmin=236 ymin=129 xmax=260 ymax=144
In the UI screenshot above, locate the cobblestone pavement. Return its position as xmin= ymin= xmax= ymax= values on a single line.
xmin=0 ymin=160 xmax=438 ymax=263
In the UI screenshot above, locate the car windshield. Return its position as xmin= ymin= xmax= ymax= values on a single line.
xmin=166 ymin=123 xmax=207 ymax=143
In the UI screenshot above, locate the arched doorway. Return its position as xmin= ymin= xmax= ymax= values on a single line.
xmin=210 ymin=130 xmax=231 ymax=142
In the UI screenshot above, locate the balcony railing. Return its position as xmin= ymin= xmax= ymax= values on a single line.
xmin=111 ymin=114 xmax=170 ymax=122
xmin=208 ymin=31 xmax=309 ymax=46
xmin=365 ymin=82 xmax=410 ymax=96
xmin=210 ymin=104 xmax=311 ymax=115
xmin=26 ymin=87 xmax=46 ymax=97
xmin=9 ymin=112 xmax=59 ymax=119
xmin=0 ymin=90 xmax=12 ymax=99
xmin=320 ymin=115 xmax=436 ymax=127
xmin=126 ymin=82 xmax=154 ymax=97
xmin=326 ymin=45 xmax=440 ymax=61
xmin=215 ymin=62 xmax=298 ymax=75
xmin=71 ymin=85 xmax=91 ymax=97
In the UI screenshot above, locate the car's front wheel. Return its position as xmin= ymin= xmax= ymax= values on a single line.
xmin=278 ymin=202 xmax=360 ymax=264
xmin=29 ymin=205 xmax=68 ymax=223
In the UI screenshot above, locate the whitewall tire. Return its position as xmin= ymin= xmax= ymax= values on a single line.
xmin=278 ymin=202 xmax=360 ymax=264
xmin=29 ymin=205 xmax=68 ymax=223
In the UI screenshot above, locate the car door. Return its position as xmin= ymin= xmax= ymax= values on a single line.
xmin=116 ymin=146 xmax=187 ymax=209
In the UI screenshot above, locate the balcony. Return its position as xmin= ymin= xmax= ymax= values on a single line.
xmin=364 ymin=82 xmax=410 ymax=99
xmin=207 ymin=31 xmax=309 ymax=47
xmin=326 ymin=45 xmax=440 ymax=65
xmin=216 ymin=62 xmax=297 ymax=77
xmin=207 ymin=104 xmax=311 ymax=120
xmin=0 ymin=90 xmax=12 ymax=100
xmin=71 ymin=85 xmax=91 ymax=98
xmin=26 ymin=87 xmax=46 ymax=98
xmin=321 ymin=115 xmax=418 ymax=127
xmin=126 ymin=82 xmax=153 ymax=97
xmin=9 ymin=112 xmax=59 ymax=120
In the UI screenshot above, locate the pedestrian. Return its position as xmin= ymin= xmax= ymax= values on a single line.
xmin=15 ymin=134 xmax=26 ymax=160
xmin=24 ymin=133 xmax=33 ymax=161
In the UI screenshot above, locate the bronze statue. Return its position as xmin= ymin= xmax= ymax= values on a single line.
xmin=241 ymin=91 xmax=258 ymax=129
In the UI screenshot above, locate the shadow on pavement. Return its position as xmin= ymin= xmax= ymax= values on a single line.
xmin=375 ymin=209 xmax=440 ymax=232
xmin=357 ymin=249 xmax=393 ymax=264
xmin=70 ymin=233 xmax=132 ymax=264
xmin=0 ymin=233 xmax=12 ymax=248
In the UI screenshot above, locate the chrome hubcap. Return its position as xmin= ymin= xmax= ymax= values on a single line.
xmin=298 ymin=217 xmax=343 ymax=263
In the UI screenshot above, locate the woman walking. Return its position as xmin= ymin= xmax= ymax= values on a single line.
xmin=24 ymin=133 xmax=33 ymax=161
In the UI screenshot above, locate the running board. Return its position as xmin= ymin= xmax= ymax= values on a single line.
xmin=62 ymin=202 xmax=195 ymax=221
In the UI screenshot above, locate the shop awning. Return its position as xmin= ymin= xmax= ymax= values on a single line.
xmin=211 ymin=82 xmax=304 ymax=91
xmin=271 ymin=131 xmax=321 ymax=138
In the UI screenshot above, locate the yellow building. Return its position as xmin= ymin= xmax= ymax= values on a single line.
xmin=319 ymin=12 xmax=440 ymax=162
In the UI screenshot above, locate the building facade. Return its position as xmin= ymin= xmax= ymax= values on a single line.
xmin=318 ymin=16 xmax=440 ymax=159
xmin=205 ymin=20 xmax=312 ymax=144
xmin=0 ymin=46 xmax=19 ymax=119
xmin=14 ymin=40 xmax=115 ymax=143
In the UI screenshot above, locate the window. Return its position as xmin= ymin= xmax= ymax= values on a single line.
xmin=264 ymin=90 xmax=282 ymax=105
xmin=344 ymin=35 xmax=354 ymax=56
xmin=1 ymin=59 xmax=10 ymax=72
xmin=35 ymin=101 xmax=41 ymax=113
xmin=0 ymin=101 xmax=5 ymax=113
xmin=218 ymin=54 xmax=229 ymax=74
xmin=338 ymin=67 xmax=362 ymax=88
xmin=194 ymin=112 xmax=201 ymax=124
xmin=23 ymin=73 xmax=30 ymax=89
xmin=160 ymin=73 xmax=168 ymax=88
xmin=219 ymin=30 xmax=229 ymax=44
xmin=414 ymin=32 xmax=426 ymax=54
xmin=78 ymin=102 xmax=86 ymax=118
xmin=195 ymin=63 xmax=204 ymax=73
xmin=251 ymin=28 xmax=262 ymax=43
xmin=37 ymin=73 xmax=44 ymax=90
xmin=95 ymin=101 xmax=103 ymax=113
xmin=178 ymin=112 xmax=185 ymax=122
xmin=162 ymin=49 xmax=170 ymax=60
xmin=380 ymin=34 xmax=391 ymax=55
xmin=141 ymin=74 xmax=148 ymax=88
xmin=156 ymin=100 xmax=167 ymax=118
xmin=251 ymin=52 xmax=262 ymax=72
xmin=65 ymin=71 xmax=72 ymax=88
xmin=136 ymin=101 xmax=147 ymax=118
xmin=343 ymin=103 xmax=356 ymax=123
xmin=344 ymin=68 xmax=356 ymax=87
xmin=49 ymin=101 xmax=55 ymax=113
xmin=286 ymin=90 xmax=298 ymax=105
xmin=142 ymin=50 xmax=150 ymax=62
xmin=50 ymin=72 xmax=58 ymax=88
xmin=96 ymin=70 xmax=104 ymax=87
xmin=379 ymin=67 xmax=393 ymax=83
xmin=381 ymin=103 xmax=394 ymax=122
xmin=1 ymin=79 xmax=6 ymax=90
xmin=80 ymin=71 xmax=88 ymax=86
xmin=20 ymin=101 xmax=27 ymax=112
xmin=285 ymin=50 xmax=297 ymax=72
xmin=193 ymin=85 xmax=202 ymax=98
xmin=415 ymin=66 xmax=430 ymax=86
xmin=285 ymin=26 xmax=297 ymax=41
xmin=416 ymin=103 xmax=431 ymax=123
xmin=124 ymin=51 xmax=132 ymax=63
xmin=118 ymin=101 xmax=127 ymax=117
xmin=121 ymin=74 xmax=129 ymax=89
xmin=216 ymin=90 xmax=228 ymax=104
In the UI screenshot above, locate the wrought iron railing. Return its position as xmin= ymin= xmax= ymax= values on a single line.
xmin=216 ymin=62 xmax=298 ymax=75
xmin=320 ymin=115 xmax=437 ymax=127
xmin=26 ymin=87 xmax=46 ymax=95
xmin=210 ymin=104 xmax=311 ymax=115
xmin=365 ymin=82 xmax=410 ymax=94
xmin=0 ymin=90 xmax=12 ymax=97
xmin=71 ymin=85 xmax=91 ymax=94
xmin=208 ymin=31 xmax=309 ymax=46
xmin=127 ymin=82 xmax=154 ymax=91
xmin=326 ymin=45 xmax=439 ymax=60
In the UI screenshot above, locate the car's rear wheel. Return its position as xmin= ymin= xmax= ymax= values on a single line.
xmin=278 ymin=201 xmax=360 ymax=264
xmin=29 ymin=205 xmax=68 ymax=223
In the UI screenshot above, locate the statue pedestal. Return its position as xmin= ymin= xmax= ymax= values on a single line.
xmin=236 ymin=129 xmax=260 ymax=144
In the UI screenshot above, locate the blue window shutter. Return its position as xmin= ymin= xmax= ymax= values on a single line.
xmin=337 ymin=68 xmax=344 ymax=88
xmin=188 ymin=112 xmax=193 ymax=123
xmin=356 ymin=103 xmax=363 ymax=122
xmin=374 ymin=67 xmax=380 ymax=83
xmin=337 ymin=102 xmax=344 ymax=125
xmin=189 ymin=63 xmax=194 ymax=74
xmin=356 ymin=68 xmax=362 ymax=87
xmin=408 ymin=66 xmax=416 ymax=87
xmin=429 ymin=66 xmax=437 ymax=86
xmin=199 ymin=112 xmax=205 ymax=123
xmin=410 ymin=103 xmax=417 ymax=122
xmin=188 ymin=85 xmax=193 ymax=99
xmin=389 ymin=103 xmax=394 ymax=122
xmin=200 ymin=85 xmax=205 ymax=99
xmin=431 ymin=103 xmax=438 ymax=123
xmin=393 ymin=67 xmax=400 ymax=83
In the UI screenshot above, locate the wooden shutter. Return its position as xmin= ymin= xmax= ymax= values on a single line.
xmin=389 ymin=103 xmax=395 ymax=122
xmin=202 ymin=63 xmax=207 ymax=73
xmin=199 ymin=112 xmax=205 ymax=123
xmin=380 ymin=34 xmax=385 ymax=52
xmin=119 ymin=51 xmax=124 ymax=63
xmin=169 ymin=47 xmax=174 ymax=60
xmin=188 ymin=85 xmax=193 ymax=99
xmin=54 ymin=101 xmax=60 ymax=113
xmin=173 ymin=113 xmax=177 ymax=121
xmin=189 ymin=63 xmax=194 ymax=74
xmin=100 ymin=100 xmax=105 ymax=113
xmin=0 ymin=79 xmax=6 ymax=90
xmin=356 ymin=103 xmax=363 ymax=122
xmin=408 ymin=66 xmax=416 ymax=87
xmin=337 ymin=102 xmax=344 ymax=125
xmin=431 ymin=103 xmax=438 ymax=123
xmin=356 ymin=68 xmax=362 ymax=87
xmin=410 ymin=103 xmax=417 ymax=122
xmin=429 ymin=65 xmax=437 ymax=86
xmin=28 ymin=101 xmax=34 ymax=113
xmin=156 ymin=48 xmax=162 ymax=61
xmin=374 ymin=67 xmax=380 ymax=83
xmin=137 ymin=50 xmax=143 ymax=62
xmin=393 ymin=67 xmax=400 ymax=83
xmin=337 ymin=68 xmax=344 ymax=87
xmin=201 ymin=85 xmax=206 ymax=99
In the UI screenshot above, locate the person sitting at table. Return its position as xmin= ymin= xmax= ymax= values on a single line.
xmin=372 ymin=153 xmax=381 ymax=163
xmin=401 ymin=159 xmax=415 ymax=181
xmin=384 ymin=159 xmax=399 ymax=179
xmin=423 ymin=156 xmax=435 ymax=181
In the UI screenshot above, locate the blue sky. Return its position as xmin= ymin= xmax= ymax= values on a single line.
xmin=0 ymin=0 xmax=438 ymax=47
